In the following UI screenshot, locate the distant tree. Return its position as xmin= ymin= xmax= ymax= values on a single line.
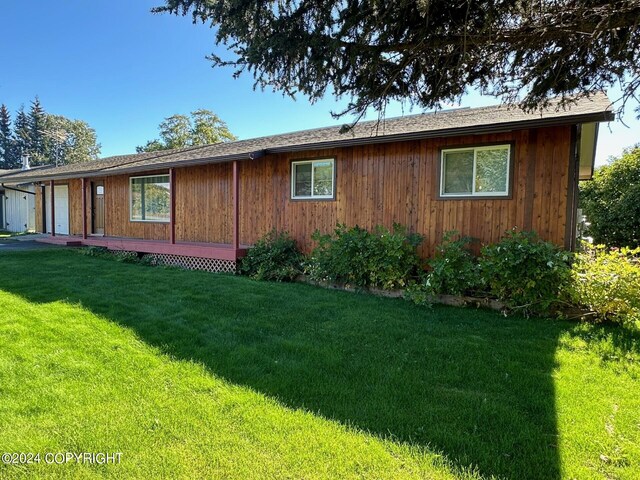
xmin=13 ymin=106 xmax=31 ymax=162
xmin=136 ymin=139 xmax=166 ymax=153
xmin=190 ymin=109 xmax=236 ymax=145
xmin=137 ymin=109 xmax=236 ymax=152
xmin=156 ymin=0 xmax=640 ymax=120
xmin=0 ymin=99 xmax=101 ymax=167
xmin=581 ymin=146 xmax=640 ymax=248
xmin=40 ymin=114 xmax=101 ymax=166
xmin=28 ymin=96 xmax=46 ymax=162
xmin=0 ymin=104 xmax=17 ymax=169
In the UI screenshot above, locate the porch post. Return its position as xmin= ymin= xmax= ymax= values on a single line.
xmin=49 ymin=180 xmax=56 ymax=237
xmin=169 ymin=168 xmax=176 ymax=244
xmin=232 ymin=160 xmax=239 ymax=251
xmin=81 ymin=178 xmax=87 ymax=239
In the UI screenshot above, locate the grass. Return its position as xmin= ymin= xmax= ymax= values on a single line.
xmin=0 ymin=249 xmax=638 ymax=479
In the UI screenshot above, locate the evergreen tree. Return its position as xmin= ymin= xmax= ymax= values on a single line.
xmin=158 ymin=0 xmax=640 ymax=119
xmin=13 ymin=106 xmax=31 ymax=165
xmin=29 ymin=96 xmax=46 ymax=163
xmin=0 ymin=104 xmax=16 ymax=169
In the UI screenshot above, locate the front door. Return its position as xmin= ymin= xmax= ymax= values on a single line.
xmin=91 ymin=181 xmax=105 ymax=235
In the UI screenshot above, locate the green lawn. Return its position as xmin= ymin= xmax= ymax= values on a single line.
xmin=0 ymin=249 xmax=638 ymax=479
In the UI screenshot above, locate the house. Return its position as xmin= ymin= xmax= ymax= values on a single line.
xmin=0 ymin=94 xmax=614 ymax=271
xmin=0 ymin=163 xmax=37 ymax=233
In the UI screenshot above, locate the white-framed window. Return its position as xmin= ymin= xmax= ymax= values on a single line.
xmin=291 ymin=158 xmax=335 ymax=199
xmin=440 ymin=144 xmax=511 ymax=197
xmin=130 ymin=174 xmax=170 ymax=222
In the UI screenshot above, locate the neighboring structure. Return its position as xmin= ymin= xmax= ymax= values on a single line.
xmin=0 ymin=94 xmax=614 ymax=270
xmin=0 ymin=163 xmax=36 ymax=233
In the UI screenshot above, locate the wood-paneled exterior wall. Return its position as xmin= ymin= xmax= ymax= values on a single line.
xmin=34 ymin=126 xmax=575 ymax=257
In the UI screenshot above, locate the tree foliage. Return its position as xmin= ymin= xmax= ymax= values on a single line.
xmin=0 ymin=104 xmax=17 ymax=169
xmin=28 ymin=97 xmax=46 ymax=161
xmin=156 ymin=0 xmax=640 ymax=119
xmin=0 ymin=99 xmax=101 ymax=168
xmin=40 ymin=114 xmax=101 ymax=166
xmin=580 ymin=146 xmax=640 ymax=248
xmin=137 ymin=109 xmax=236 ymax=152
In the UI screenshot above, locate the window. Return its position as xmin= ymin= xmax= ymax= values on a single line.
xmin=440 ymin=145 xmax=511 ymax=197
xmin=291 ymin=159 xmax=335 ymax=199
xmin=130 ymin=175 xmax=170 ymax=222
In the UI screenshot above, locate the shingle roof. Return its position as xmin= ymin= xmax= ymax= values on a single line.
xmin=0 ymin=93 xmax=614 ymax=184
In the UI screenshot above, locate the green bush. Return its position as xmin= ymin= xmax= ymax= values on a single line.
xmin=78 ymin=246 xmax=140 ymax=264
xmin=566 ymin=244 xmax=640 ymax=325
xmin=307 ymin=223 xmax=423 ymax=290
xmin=479 ymin=230 xmax=572 ymax=316
xmin=405 ymin=232 xmax=480 ymax=305
xmin=240 ymin=230 xmax=303 ymax=281
xmin=426 ymin=232 xmax=481 ymax=296
xmin=580 ymin=145 xmax=640 ymax=248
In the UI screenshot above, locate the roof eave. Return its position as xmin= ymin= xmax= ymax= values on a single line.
xmin=0 ymin=109 xmax=614 ymax=183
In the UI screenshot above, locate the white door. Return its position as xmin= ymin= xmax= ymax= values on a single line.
xmin=45 ymin=185 xmax=70 ymax=235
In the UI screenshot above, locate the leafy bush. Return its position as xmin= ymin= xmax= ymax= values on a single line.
xmin=307 ymin=223 xmax=423 ymax=289
xmin=240 ymin=230 xmax=303 ymax=281
xmin=566 ymin=244 xmax=640 ymax=325
xmin=79 ymin=246 xmax=140 ymax=264
xmin=405 ymin=232 xmax=480 ymax=305
xmin=479 ymin=230 xmax=572 ymax=316
xmin=580 ymin=145 xmax=640 ymax=248
xmin=426 ymin=232 xmax=481 ymax=295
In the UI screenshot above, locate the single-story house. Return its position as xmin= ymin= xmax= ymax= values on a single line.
xmin=0 ymin=168 xmax=36 ymax=233
xmin=0 ymin=94 xmax=614 ymax=271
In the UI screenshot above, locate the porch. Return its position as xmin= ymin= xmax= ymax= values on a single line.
xmin=42 ymin=161 xmax=247 ymax=262
xmin=37 ymin=235 xmax=249 ymax=261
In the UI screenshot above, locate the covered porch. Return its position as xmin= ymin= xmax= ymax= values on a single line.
xmin=37 ymin=235 xmax=249 ymax=261
xmin=41 ymin=162 xmax=248 ymax=262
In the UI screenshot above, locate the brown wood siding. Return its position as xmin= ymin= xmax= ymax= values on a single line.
xmin=238 ymin=126 xmax=572 ymax=257
xmin=33 ymin=125 xmax=573 ymax=257
xmin=104 ymin=174 xmax=170 ymax=240
xmin=175 ymin=163 xmax=233 ymax=244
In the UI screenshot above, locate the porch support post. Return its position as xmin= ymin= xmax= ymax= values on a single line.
xmin=49 ymin=180 xmax=55 ymax=237
xmin=40 ymin=184 xmax=46 ymax=233
xmin=169 ymin=168 xmax=176 ymax=244
xmin=232 ymin=160 xmax=239 ymax=252
xmin=81 ymin=178 xmax=87 ymax=239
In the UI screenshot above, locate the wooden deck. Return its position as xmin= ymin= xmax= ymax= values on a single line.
xmin=37 ymin=235 xmax=249 ymax=261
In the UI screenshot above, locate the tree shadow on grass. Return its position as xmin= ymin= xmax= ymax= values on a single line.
xmin=0 ymin=250 xmax=573 ymax=479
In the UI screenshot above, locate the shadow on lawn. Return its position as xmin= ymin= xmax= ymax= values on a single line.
xmin=0 ymin=250 xmax=589 ymax=479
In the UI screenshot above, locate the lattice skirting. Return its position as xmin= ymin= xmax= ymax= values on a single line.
xmin=144 ymin=253 xmax=237 ymax=273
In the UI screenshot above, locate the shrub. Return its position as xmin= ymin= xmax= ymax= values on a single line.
xmin=307 ymin=223 xmax=423 ymax=290
xmin=78 ymin=246 xmax=140 ymax=264
xmin=566 ymin=244 xmax=640 ymax=325
xmin=405 ymin=232 xmax=480 ymax=305
xmin=479 ymin=230 xmax=572 ymax=316
xmin=240 ymin=230 xmax=303 ymax=281
xmin=426 ymin=232 xmax=481 ymax=296
xmin=580 ymin=145 xmax=640 ymax=248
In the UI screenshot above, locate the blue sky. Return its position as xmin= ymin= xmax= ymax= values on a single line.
xmin=1 ymin=1 xmax=637 ymax=165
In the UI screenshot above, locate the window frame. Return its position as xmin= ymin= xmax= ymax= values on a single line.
xmin=438 ymin=143 xmax=514 ymax=199
xmin=290 ymin=158 xmax=336 ymax=201
xmin=129 ymin=173 xmax=171 ymax=223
